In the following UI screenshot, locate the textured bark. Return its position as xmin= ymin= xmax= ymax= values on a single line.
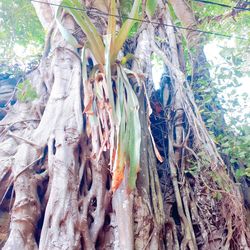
xmin=0 ymin=0 xmax=249 ymax=249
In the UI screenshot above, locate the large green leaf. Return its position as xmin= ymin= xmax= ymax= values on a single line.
xmin=112 ymin=0 xmax=141 ymax=63
xmin=104 ymin=34 xmax=117 ymax=123
xmin=111 ymin=80 xmax=128 ymax=191
xmin=60 ymin=0 xmax=105 ymax=64
xmin=119 ymin=66 xmax=141 ymax=191
xmin=111 ymin=65 xmax=141 ymax=192
xmin=146 ymin=0 xmax=158 ymax=18
xmin=55 ymin=5 xmax=80 ymax=48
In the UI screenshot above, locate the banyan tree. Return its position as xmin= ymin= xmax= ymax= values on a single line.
xmin=0 ymin=0 xmax=249 ymax=249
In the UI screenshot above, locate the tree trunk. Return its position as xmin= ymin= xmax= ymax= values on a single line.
xmin=0 ymin=0 xmax=249 ymax=249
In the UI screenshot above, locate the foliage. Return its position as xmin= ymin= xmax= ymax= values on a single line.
xmin=0 ymin=0 xmax=142 ymax=191
xmin=192 ymin=0 xmax=250 ymax=78
xmin=220 ymin=124 xmax=250 ymax=170
xmin=192 ymin=0 xmax=250 ymax=38
xmin=0 ymin=0 xmax=44 ymax=61
xmin=146 ymin=0 xmax=158 ymax=18
xmin=60 ymin=0 xmax=142 ymax=191
xmin=207 ymin=47 xmax=249 ymax=173
xmin=58 ymin=0 xmax=140 ymax=64
xmin=120 ymin=0 xmax=142 ymax=37
xmin=176 ymin=0 xmax=250 ymax=176
xmin=17 ymin=79 xmax=38 ymax=102
xmin=57 ymin=0 xmax=105 ymax=63
xmin=193 ymin=51 xmax=250 ymax=175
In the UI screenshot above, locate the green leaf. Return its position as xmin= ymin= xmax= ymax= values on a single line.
xmin=235 ymin=169 xmax=246 ymax=179
xmin=60 ymin=0 xmax=105 ymax=64
xmin=119 ymin=66 xmax=141 ymax=191
xmin=17 ymin=79 xmax=38 ymax=102
xmin=112 ymin=0 xmax=141 ymax=62
xmin=146 ymin=0 xmax=157 ymax=18
xmin=104 ymin=34 xmax=116 ymax=123
xmin=107 ymin=0 xmax=116 ymax=52
xmin=55 ymin=6 xmax=80 ymax=48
